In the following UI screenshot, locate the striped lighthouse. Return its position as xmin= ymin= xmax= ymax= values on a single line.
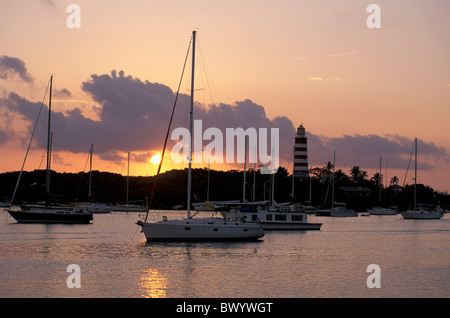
xmin=293 ymin=124 xmax=309 ymax=177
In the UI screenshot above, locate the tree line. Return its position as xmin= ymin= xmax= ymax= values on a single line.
xmin=0 ymin=164 xmax=448 ymax=211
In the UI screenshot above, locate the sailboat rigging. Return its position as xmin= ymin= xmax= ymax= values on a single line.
xmin=400 ymin=138 xmax=443 ymax=220
xmin=112 ymin=152 xmax=148 ymax=212
xmin=74 ymin=144 xmax=112 ymax=214
xmin=136 ymin=30 xmax=264 ymax=241
xmin=315 ymin=151 xmax=357 ymax=217
xmin=6 ymin=75 xmax=93 ymax=224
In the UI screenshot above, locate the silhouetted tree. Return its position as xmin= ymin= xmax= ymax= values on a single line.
xmin=349 ymin=166 xmax=368 ymax=184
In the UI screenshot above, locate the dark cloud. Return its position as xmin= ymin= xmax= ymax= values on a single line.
xmin=308 ymin=133 xmax=448 ymax=171
xmin=79 ymin=70 xmax=295 ymax=164
xmin=0 ymin=70 xmax=448 ymax=172
xmin=0 ymin=92 xmax=52 ymax=147
xmin=0 ymin=56 xmax=33 ymax=83
xmin=54 ymin=88 xmax=72 ymax=98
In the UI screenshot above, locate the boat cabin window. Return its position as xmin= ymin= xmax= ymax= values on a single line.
xmin=291 ymin=215 xmax=303 ymax=222
xmin=266 ymin=214 xmax=272 ymax=221
xmin=275 ymin=214 xmax=287 ymax=221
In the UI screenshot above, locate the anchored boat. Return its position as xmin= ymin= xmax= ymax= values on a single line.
xmin=137 ymin=31 xmax=264 ymax=241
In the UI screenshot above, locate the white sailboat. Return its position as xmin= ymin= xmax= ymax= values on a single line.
xmin=112 ymin=152 xmax=147 ymax=212
xmin=401 ymin=138 xmax=443 ymax=220
xmin=330 ymin=202 xmax=358 ymax=217
xmin=75 ymin=144 xmax=112 ymax=214
xmin=315 ymin=151 xmax=357 ymax=217
xmin=137 ymin=31 xmax=264 ymax=241
xmin=367 ymin=157 xmax=398 ymax=215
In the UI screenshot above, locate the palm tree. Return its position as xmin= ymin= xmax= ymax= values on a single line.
xmin=334 ymin=169 xmax=348 ymax=184
xmin=390 ymin=176 xmax=399 ymax=186
xmin=371 ymin=172 xmax=383 ymax=188
xmin=311 ymin=161 xmax=334 ymax=179
xmin=349 ymin=166 xmax=368 ymax=184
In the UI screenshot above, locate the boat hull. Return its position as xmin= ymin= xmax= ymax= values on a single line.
xmin=138 ymin=219 xmax=264 ymax=241
xmin=260 ymin=222 xmax=322 ymax=231
xmin=6 ymin=209 xmax=93 ymax=224
xmin=316 ymin=209 xmax=357 ymax=217
xmin=368 ymin=208 xmax=398 ymax=215
xmin=112 ymin=205 xmax=148 ymax=212
xmin=401 ymin=210 xmax=443 ymax=220
xmin=330 ymin=210 xmax=358 ymax=217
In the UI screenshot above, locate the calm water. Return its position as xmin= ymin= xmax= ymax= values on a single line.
xmin=1 ymin=209 xmax=449 ymax=298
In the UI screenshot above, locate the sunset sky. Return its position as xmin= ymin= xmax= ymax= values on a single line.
xmin=1 ymin=0 xmax=449 ymax=192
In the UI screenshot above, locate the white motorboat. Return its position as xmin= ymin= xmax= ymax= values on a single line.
xmin=216 ymin=201 xmax=322 ymax=231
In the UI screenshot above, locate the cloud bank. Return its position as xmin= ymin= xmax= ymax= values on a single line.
xmin=0 ymin=56 xmax=33 ymax=83
xmin=0 ymin=64 xmax=448 ymax=173
xmin=308 ymin=133 xmax=448 ymax=171
xmin=0 ymin=70 xmax=295 ymax=166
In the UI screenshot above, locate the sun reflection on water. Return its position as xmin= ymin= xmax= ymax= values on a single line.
xmin=138 ymin=268 xmax=168 ymax=298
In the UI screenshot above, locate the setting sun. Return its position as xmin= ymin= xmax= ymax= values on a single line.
xmin=150 ymin=154 xmax=162 ymax=165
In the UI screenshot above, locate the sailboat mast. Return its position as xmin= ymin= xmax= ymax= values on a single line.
xmin=379 ymin=156 xmax=382 ymax=202
xmin=46 ymin=75 xmax=53 ymax=195
xmin=414 ymin=137 xmax=417 ymax=210
xmin=309 ymin=165 xmax=312 ymax=202
xmin=291 ymin=145 xmax=294 ymax=198
xmin=187 ymin=30 xmax=196 ymax=219
xmin=88 ymin=144 xmax=93 ymax=199
xmin=126 ymin=152 xmax=130 ymax=205
xmin=331 ymin=150 xmax=335 ymax=209
xmin=253 ymin=160 xmax=256 ymax=202
xmin=207 ymin=160 xmax=210 ymax=202
xmin=243 ymin=136 xmax=247 ymax=202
